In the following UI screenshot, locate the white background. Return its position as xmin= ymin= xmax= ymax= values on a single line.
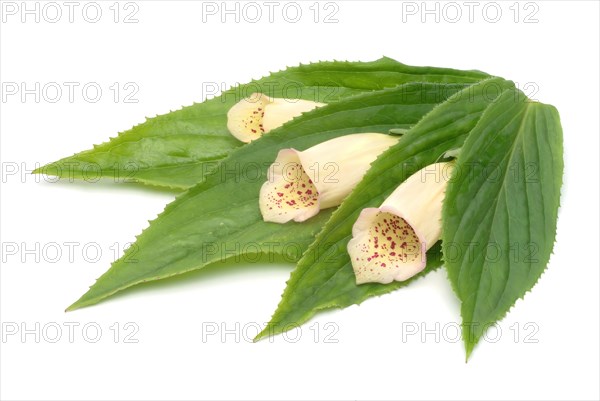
xmin=1 ymin=1 xmax=599 ymax=400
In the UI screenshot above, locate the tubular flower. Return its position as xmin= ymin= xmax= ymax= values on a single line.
xmin=259 ymin=133 xmax=400 ymax=224
xmin=227 ymin=93 xmax=325 ymax=142
xmin=348 ymin=162 xmax=454 ymax=284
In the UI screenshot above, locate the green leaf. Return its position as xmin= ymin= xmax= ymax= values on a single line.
xmin=255 ymin=77 xmax=517 ymax=341
xmin=442 ymin=91 xmax=563 ymax=359
xmin=67 ymin=82 xmax=468 ymax=311
xmin=35 ymin=57 xmax=488 ymax=189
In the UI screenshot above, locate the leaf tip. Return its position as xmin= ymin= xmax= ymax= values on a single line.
xmin=464 ymin=345 xmax=473 ymax=363
xmin=253 ymin=326 xmax=270 ymax=342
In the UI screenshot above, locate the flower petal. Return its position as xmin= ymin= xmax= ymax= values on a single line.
xmin=259 ymin=149 xmax=320 ymax=223
xmin=348 ymin=209 xmax=426 ymax=284
xmin=227 ymin=93 xmax=271 ymax=143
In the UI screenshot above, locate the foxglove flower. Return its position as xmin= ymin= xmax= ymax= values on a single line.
xmin=348 ymin=162 xmax=454 ymax=284
xmin=260 ymin=133 xmax=400 ymax=223
xmin=227 ymin=93 xmax=325 ymax=142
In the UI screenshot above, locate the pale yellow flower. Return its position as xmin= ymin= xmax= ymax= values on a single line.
xmin=260 ymin=133 xmax=400 ymax=223
xmin=227 ymin=93 xmax=325 ymax=142
xmin=348 ymin=162 xmax=454 ymax=284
